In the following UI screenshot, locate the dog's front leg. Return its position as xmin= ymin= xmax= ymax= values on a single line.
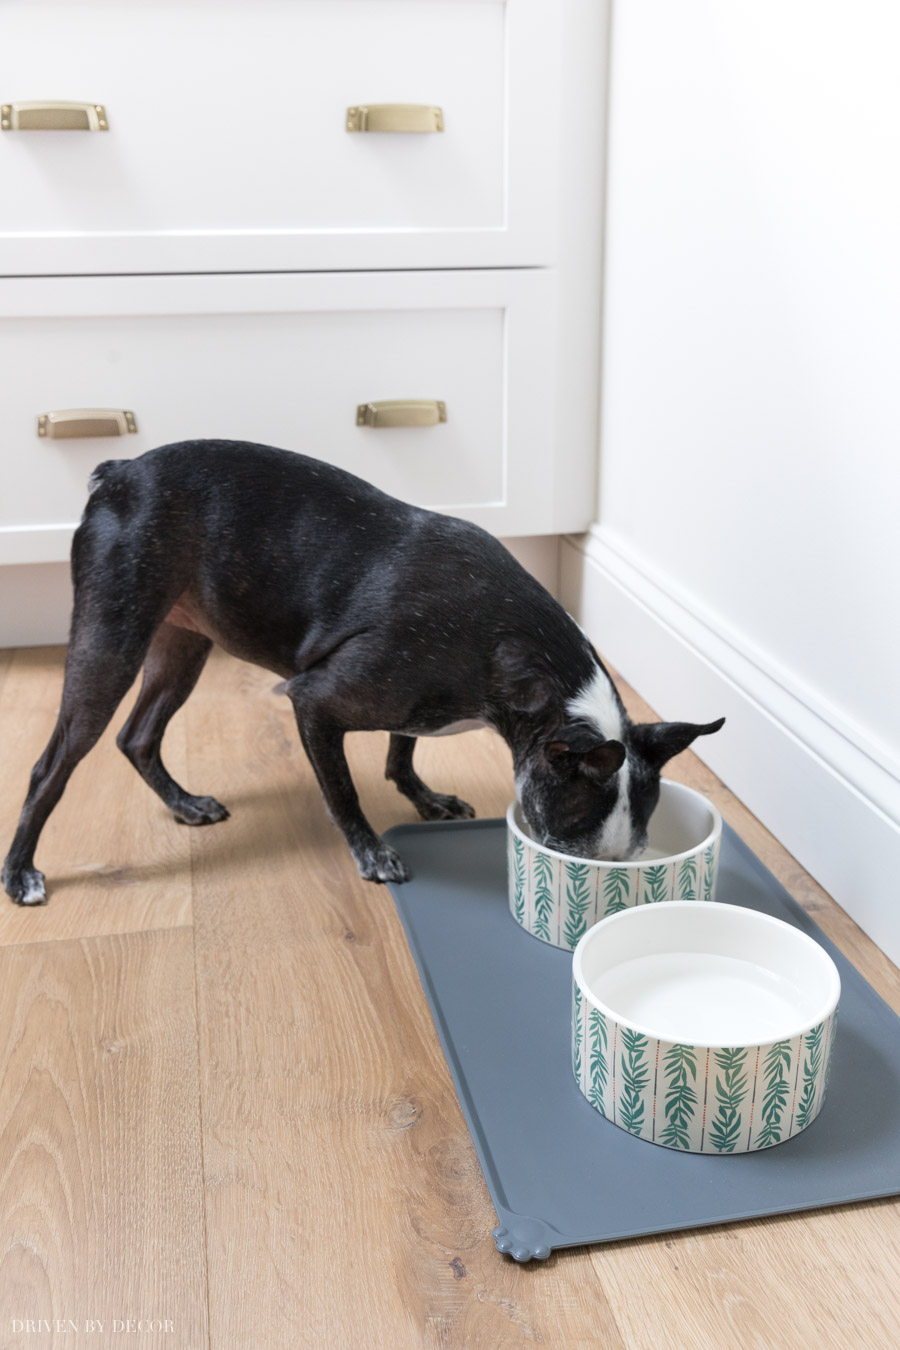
xmin=287 ymin=690 xmax=409 ymax=884
xmin=385 ymin=734 xmax=475 ymax=822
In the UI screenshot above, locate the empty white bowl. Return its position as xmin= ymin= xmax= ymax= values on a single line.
xmin=572 ymin=901 xmax=841 ymax=1153
xmin=507 ymin=780 xmax=722 ymax=950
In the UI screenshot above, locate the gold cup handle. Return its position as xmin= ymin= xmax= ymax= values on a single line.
xmin=357 ymin=400 xmax=447 ymax=429
xmin=2 ymin=101 xmax=109 ymax=131
xmin=37 ymin=409 xmax=137 ymax=439
xmin=346 ymin=104 xmax=443 ymax=133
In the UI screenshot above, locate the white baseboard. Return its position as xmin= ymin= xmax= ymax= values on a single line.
xmin=561 ymin=526 xmax=900 ymax=967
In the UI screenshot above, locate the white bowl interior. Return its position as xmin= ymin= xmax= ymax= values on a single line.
xmin=641 ymin=783 xmax=716 ymax=861
xmin=577 ymin=902 xmax=840 ymax=1046
xmin=513 ymin=779 xmax=717 ymax=863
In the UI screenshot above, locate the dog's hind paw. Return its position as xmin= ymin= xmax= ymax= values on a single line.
xmin=416 ymin=792 xmax=476 ymax=823
xmin=171 ymin=795 xmax=230 ymax=826
xmin=2 ymin=862 xmax=47 ymax=907
xmin=355 ymin=842 xmax=410 ymax=885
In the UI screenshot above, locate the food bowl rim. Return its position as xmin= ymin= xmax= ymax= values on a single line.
xmin=506 ymin=778 xmax=722 ymax=869
xmin=571 ymin=899 xmax=842 ymax=1048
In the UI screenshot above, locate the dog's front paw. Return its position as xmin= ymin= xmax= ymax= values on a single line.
xmin=417 ymin=792 xmax=476 ymax=823
xmin=354 ymin=842 xmax=410 ymax=885
xmin=172 ymin=795 xmax=230 ymax=826
xmin=2 ymin=861 xmax=47 ymax=907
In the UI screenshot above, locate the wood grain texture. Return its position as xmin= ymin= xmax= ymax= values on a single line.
xmin=188 ymin=671 xmax=626 ymax=1349
xmin=3 ymin=643 xmax=900 ymax=1349
xmin=0 ymin=926 xmax=208 ymax=1350
xmin=0 ymin=647 xmax=193 ymax=946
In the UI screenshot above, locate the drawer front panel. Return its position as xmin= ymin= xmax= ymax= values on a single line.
xmin=1 ymin=0 xmax=558 ymax=273
xmin=0 ymin=270 xmax=558 ymax=561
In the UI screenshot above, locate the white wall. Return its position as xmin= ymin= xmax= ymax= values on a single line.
xmin=565 ymin=1 xmax=900 ymax=959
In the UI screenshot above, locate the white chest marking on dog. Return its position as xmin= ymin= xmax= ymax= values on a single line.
xmin=566 ymin=666 xmax=623 ymax=742
xmin=421 ymin=719 xmax=487 ymax=738
xmin=595 ymin=756 xmax=634 ymax=860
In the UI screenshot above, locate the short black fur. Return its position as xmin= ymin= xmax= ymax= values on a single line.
xmin=2 ymin=441 xmax=724 ymax=903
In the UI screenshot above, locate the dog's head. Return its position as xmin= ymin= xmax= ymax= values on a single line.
xmin=497 ymin=641 xmax=724 ymax=861
xmin=516 ymin=715 xmax=725 ymax=860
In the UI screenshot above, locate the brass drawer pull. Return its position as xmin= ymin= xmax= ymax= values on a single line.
xmin=357 ymin=400 xmax=447 ymax=429
xmin=2 ymin=101 xmax=109 ymax=131
xmin=37 ymin=409 xmax=137 ymax=439
xmin=346 ymin=104 xmax=443 ymax=134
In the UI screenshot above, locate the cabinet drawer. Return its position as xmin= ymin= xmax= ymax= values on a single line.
xmin=0 ymin=270 xmax=559 ymax=563
xmin=1 ymin=0 xmax=558 ymax=275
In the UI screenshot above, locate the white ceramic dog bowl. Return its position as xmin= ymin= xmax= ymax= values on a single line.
xmin=507 ymin=780 xmax=722 ymax=950
xmin=572 ymin=901 xmax=841 ymax=1153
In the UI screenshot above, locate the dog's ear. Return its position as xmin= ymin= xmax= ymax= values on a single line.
xmin=546 ymin=726 xmax=626 ymax=780
xmin=582 ymin=740 xmax=627 ymax=779
xmin=629 ymin=717 xmax=725 ymax=770
xmin=546 ymin=721 xmax=605 ymax=755
xmin=493 ymin=639 xmax=553 ymax=714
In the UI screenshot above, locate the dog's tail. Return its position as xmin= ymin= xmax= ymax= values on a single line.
xmin=87 ymin=459 xmax=128 ymax=496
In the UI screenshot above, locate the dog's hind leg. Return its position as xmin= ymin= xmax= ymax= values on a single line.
xmin=2 ymin=616 xmax=162 ymax=906
xmin=2 ymin=489 xmax=180 ymax=905
xmin=116 ymin=622 xmax=228 ymax=826
xmin=384 ymin=734 xmax=475 ymax=822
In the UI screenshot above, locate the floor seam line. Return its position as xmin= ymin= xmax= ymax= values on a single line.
xmin=0 ymin=922 xmax=195 ymax=952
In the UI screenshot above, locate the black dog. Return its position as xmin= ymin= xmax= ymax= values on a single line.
xmin=2 ymin=441 xmax=724 ymax=904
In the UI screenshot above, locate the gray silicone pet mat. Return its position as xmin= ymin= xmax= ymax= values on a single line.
xmin=383 ymin=817 xmax=900 ymax=1261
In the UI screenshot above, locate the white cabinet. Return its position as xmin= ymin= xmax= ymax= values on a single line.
xmin=1 ymin=0 xmax=557 ymax=273
xmin=0 ymin=0 xmax=607 ymax=643
xmin=0 ymin=270 xmax=558 ymax=562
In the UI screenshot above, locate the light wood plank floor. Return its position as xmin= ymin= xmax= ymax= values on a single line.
xmin=1 ymin=644 xmax=899 ymax=1350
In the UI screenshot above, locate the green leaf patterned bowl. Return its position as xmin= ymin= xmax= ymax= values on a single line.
xmin=506 ymin=779 xmax=722 ymax=951
xmin=572 ymin=901 xmax=841 ymax=1153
